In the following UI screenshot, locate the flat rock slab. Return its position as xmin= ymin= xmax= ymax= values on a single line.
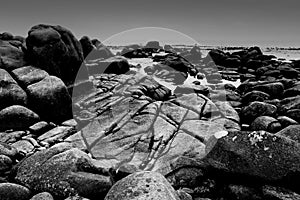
xmin=68 ymin=74 xmax=237 ymax=175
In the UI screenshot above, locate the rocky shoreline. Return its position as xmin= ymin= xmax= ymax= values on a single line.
xmin=0 ymin=24 xmax=299 ymax=200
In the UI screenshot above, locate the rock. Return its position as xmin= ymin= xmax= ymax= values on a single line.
xmin=68 ymin=75 xmax=225 ymax=176
xmin=15 ymin=144 xmax=112 ymax=199
xmin=0 ymin=142 xmax=18 ymax=158
xmin=286 ymin=109 xmax=300 ymax=122
xmin=0 ymin=69 xmax=27 ymax=110
xmin=145 ymin=63 xmax=188 ymax=85
xmin=104 ymin=171 xmax=180 ymax=200
xmin=262 ymin=185 xmax=300 ymax=200
xmin=250 ymin=116 xmax=282 ymax=133
xmin=87 ymin=56 xmax=130 ymax=75
xmin=0 ymin=131 xmax=26 ymax=144
xmin=12 ymin=66 xmax=49 ymax=87
xmin=0 ymin=105 xmax=40 ymax=131
xmin=177 ymin=189 xmax=193 ymax=200
xmin=30 ymin=192 xmax=54 ymax=200
xmin=0 ymin=32 xmax=14 ymax=40
xmin=241 ymin=90 xmax=270 ymax=105
xmin=0 ymin=183 xmax=31 ymax=200
xmin=188 ymin=46 xmax=202 ymax=61
xmin=27 ymin=76 xmax=72 ymax=123
xmin=283 ymin=84 xmax=300 ymax=98
xmin=173 ymin=84 xmax=209 ymax=96
xmin=37 ymin=126 xmax=75 ymax=145
xmin=0 ymin=39 xmax=27 ymax=71
xmin=61 ymin=119 xmax=78 ymax=127
xmin=11 ymin=140 xmax=35 ymax=155
xmin=26 ymin=24 xmax=88 ymax=85
xmin=145 ymin=41 xmax=162 ymax=49
xmin=245 ymin=59 xmax=265 ymax=69
xmin=207 ymin=49 xmax=227 ymax=65
xmin=29 ymin=121 xmax=55 ymax=136
xmin=276 ymin=125 xmax=300 ymax=142
xmin=278 ymin=64 xmax=300 ymax=79
xmin=252 ymin=82 xmax=284 ymax=98
xmin=277 ymin=116 xmax=298 ymax=129
xmin=280 ymin=96 xmax=300 ymax=113
xmin=205 ymin=131 xmax=300 ymax=191
xmin=0 ymin=155 xmax=12 ymax=173
xmin=240 ymin=101 xmax=277 ymax=124
xmin=224 ymin=184 xmax=262 ymax=200
xmin=79 ymin=36 xmax=95 ymax=58
xmin=223 ymin=57 xmax=241 ymax=68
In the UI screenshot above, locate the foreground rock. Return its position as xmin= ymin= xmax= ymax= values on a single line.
xmin=204 ymin=131 xmax=300 ymax=192
xmin=0 ymin=183 xmax=31 ymax=200
xmin=68 ymin=74 xmax=235 ymax=177
xmin=14 ymin=143 xmax=112 ymax=199
xmin=104 ymin=171 xmax=180 ymax=200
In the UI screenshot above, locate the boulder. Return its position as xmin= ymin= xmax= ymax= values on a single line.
xmin=0 ymin=69 xmax=28 ymax=110
xmin=104 ymin=171 xmax=180 ymax=200
xmin=241 ymin=90 xmax=270 ymax=105
xmin=240 ymin=101 xmax=277 ymax=123
xmin=26 ymin=24 xmax=88 ymax=85
xmin=277 ymin=116 xmax=298 ymax=128
xmin=280 ymin=96 xmax=300 ymax=113
xmin=15 ymin=143 xmax=112 ymax=199
xmin=145 ymin=41 xmax=162 ymax=49
xmin=276 ymin=125 xmax=300 ymax=142
xmin=205 ymin=131 xmax=300 ymax=191
xmin=0 ymin=183 xmax=31 ymax=200
xmin=0 ymin=39 xmax=27 ymax=71
xmin=30 ymin=192 xmax=54 ymax=200
xmin=0 ymin=105 xmax=40 ymax=131
xmin=27 ymin=76 xmax=72 ymax=123
xmin=0 ymin=142 xmax=18 ymax=158
xmin=250 ymin=116 xmax=282 ymax=133
xmin=79 ymin=36 xmax=95 ymax=58
xmin=252 ymin=82 xmax=284 ymax=98
xmin=12 ymin=66 xmax=49 ymax=86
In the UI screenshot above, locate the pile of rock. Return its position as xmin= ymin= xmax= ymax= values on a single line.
xmin=0 ymin=24 xmax=299 ymax=200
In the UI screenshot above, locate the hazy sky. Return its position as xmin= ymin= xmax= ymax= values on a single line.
xmin=0 ymin=0 xmax=299 ymax=47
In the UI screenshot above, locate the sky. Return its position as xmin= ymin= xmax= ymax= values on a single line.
xmin=0 ymin=0 xmax=299 ymax=47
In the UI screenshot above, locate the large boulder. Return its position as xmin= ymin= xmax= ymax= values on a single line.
xmin=0 ymin=105 xmax=40 ymax=131
xmin=204 ymin=131 xmax=300 ymax=192
xmin=0 ymin=69 xmax=27 ymax=110
xmin=0 ymin=39 xmax=27 ymax=71
xmin=27 ymin=76 xmax=72 ymax=123
xmin=15 ymin=143 xmax=112 ymax=199
xmin=26 ymin=24 xmax=89 ymax=85
xmin=104 ymin=171 xmax=180 ymax=200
